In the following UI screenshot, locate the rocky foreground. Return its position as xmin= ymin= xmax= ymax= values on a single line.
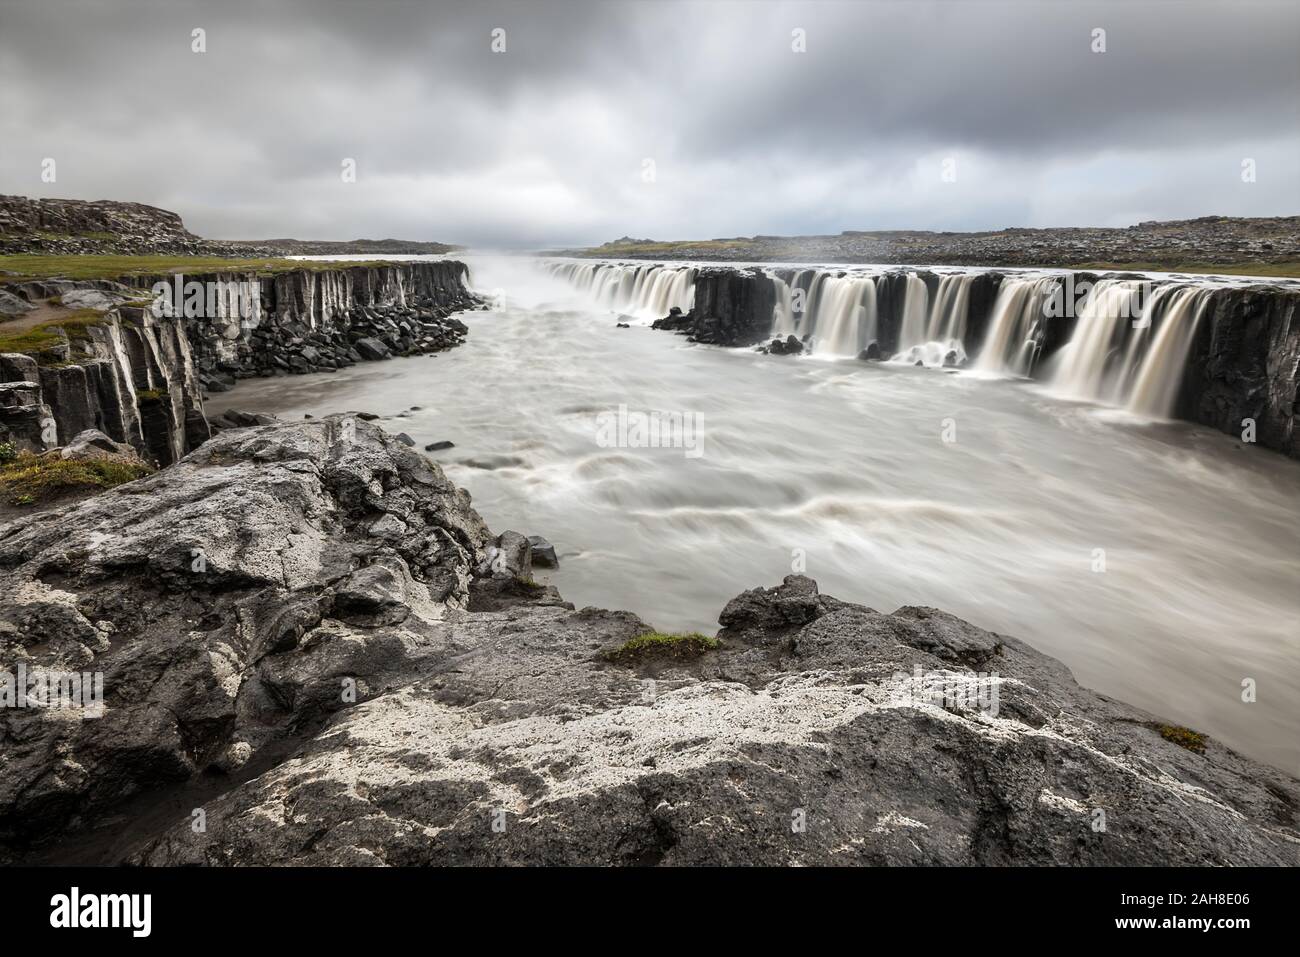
xmin=1 ymin=418 xmax=1296 ymax=866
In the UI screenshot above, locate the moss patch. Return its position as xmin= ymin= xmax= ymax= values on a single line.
xmin=1151 ymin=723 xmax=1207 ymax=754
xmin=604 ymin=631 xmax=721 ymax=663
xmin=0 ymin=450 xmax=154 ymax=506
xmin=0 ymin=308 xmax=109 ymax=359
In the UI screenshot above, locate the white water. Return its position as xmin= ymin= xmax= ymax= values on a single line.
xmin=807 ymin=276 xmax=877 ymax=357
xmin=1049 ymin=280 xmax=1148 ymax=401
xmin=1127 ymin=287 xmax=1214 ymax=418
xmin=215 ymin=255 xmax=1300 ymax=772
xmin=544 ymin=260 xmax=695 ymax=321
xmin=898 ymin=273 xmax=930 ymax=349
xmin=973 ymin=276 xmax=1058 ymax=377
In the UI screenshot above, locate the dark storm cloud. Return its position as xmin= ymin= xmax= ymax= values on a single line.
xmin=1 ymin=0 xmax=1296 ymax=246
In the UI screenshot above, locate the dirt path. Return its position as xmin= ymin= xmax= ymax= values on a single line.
xmin=0 ymin=301 xmax=78 ymax=335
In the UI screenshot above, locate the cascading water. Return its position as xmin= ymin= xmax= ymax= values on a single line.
xmin=926 ymin=274 xmax=973 ymax=342
xmin=807 ymin=276 xmax=877 ymax=357
xmin=548 ymin=261 xmax=1230 ymax=424
xmin=772 ymin=276 xmax=796 ymax=336
xmin=1049 ymin=279 xmax=1148 ymax=400
xmin=891 ymin=273 xmax=971 ymax=367
xmin=544 ymin=261 xmax=695 ymax=320
xmin=973 ymin=276 xmax=1058 ymax=376
xmin=1127 ymin=287 xmax=1213 ymax=419
xmin=897 ymin=273 xmax=930 ymax=349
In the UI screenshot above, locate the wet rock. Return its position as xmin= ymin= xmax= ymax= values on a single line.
xmin=353 ymin=337 xmax=391 ymax=361
xmin=768 ymin=335 xmax=803 ymax=356
xmin=527 ymin=535 xmax=559 ymax=567
xmin=424 ymin=440 xmax=454 ymax=452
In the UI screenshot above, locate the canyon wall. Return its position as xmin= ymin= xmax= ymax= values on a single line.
xmin=0 ymin=261 xmax=478 ymax=463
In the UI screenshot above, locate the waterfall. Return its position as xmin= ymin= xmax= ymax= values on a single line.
xmin=1049 ymin=280 xmax=1148 ymax=400
xmin=545 ymin=261 xmax=696 ymax=319
xmin=973 ymin=276 xmax=1057 ymax=376
xmin=808 ymin=276 xmax=877 ymax=356
xmin=546 ymin=261 xmax=1221 ymax=420
xmin=772 ymin=276 xmax=796 ymax=336
xmin=926 ymin=274 xmax=974 ymax=342
xmin=1127 ymin=287 xmax=1213 ymax=419
xmin=891 ymin=273 xmax=971 ymax=368
xmin=898 ymin=274 xmax=930 ymax=349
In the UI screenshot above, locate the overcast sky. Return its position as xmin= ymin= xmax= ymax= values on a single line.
xmin=1 ymin=0 xmax=1297 ymax=247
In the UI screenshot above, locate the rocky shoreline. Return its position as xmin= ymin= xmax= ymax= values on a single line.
xmin=0 ymin=415 xmax=1296 ymax=866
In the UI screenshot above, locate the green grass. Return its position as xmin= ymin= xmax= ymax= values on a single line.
xmin=1069 ymin=260 xmax=1300 ymax=279
xmin=603 ymin=631 xmax=721 ymax=663
xmin=1151 ymin=723 xmax=1208 ymax=754
xmin=0 ymin=254 xmax=419 ymax=282
xmin=0 ymin=449 xmax=154 ymax=506
xmin=0 ymin=442 xmax=16 ymax=466
xmin=0 ymin=308 xmax=109 ymax=359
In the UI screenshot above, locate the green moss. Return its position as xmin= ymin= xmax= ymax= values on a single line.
xmin=1151 ymin=723 xmax=1207 ymax=754
xmin=0 ymin=308 xmax=108 ymax=358
xmin=0 ymin=450 xmax=154 ymax=506
xmin=1069 ymin=260 xmax=1300 ymax=279
xmin=603 ymin=631 xmax=721 ymax=663
xmin=137 ymin=389 xmax=168 ymax=402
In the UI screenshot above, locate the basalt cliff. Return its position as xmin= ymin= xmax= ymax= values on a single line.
xmin=0 ymin=417 xmax=1296 ymax=866
xmin=0 ymin=262 xmax=478 ymax=465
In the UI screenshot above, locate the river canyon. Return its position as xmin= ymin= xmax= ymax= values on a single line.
xmin=208 ymin=254 xmax=1300 ymax=773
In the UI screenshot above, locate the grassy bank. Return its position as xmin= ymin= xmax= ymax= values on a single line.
xmin=0 ymin=308 xmax=109 ymax=358
xmin=0 ymin=254 xmax=413 ymax=282
xmin=558 ymin=243 xmax=1300 ymax=279
xmin=0 ymin=445 xmax=154 ymax=506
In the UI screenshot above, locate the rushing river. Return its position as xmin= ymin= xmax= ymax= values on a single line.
xmin=213 ymin=255 xmax=1300 ymax=771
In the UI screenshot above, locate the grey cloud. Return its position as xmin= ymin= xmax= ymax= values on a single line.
xmin=1 ymin=0 xmax=1296 ymax=246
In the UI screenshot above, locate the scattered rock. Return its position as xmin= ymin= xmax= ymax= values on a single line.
xmin=528 ymin=535 xmax=559 ymax=567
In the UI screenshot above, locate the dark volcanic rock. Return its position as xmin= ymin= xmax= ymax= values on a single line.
xmin=527 ymin=535 xmax=559 ymax=567
xmin=652 ymin=268 xmax=777 ymax=347
xmin=0 ymin=421 xmax=1296 ymax=866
